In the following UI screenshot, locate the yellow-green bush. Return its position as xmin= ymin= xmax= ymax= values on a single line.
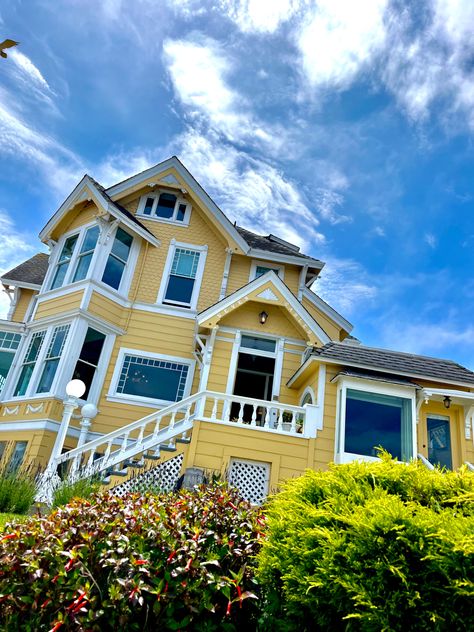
xmin=257 ymin=455 xmax=474 ymax=631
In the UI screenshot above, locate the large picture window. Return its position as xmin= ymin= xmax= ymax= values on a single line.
xmin=343 ymin=388 xmax=413 ymax=462
xmin=115 ymin=353 xmax=191 ymax=404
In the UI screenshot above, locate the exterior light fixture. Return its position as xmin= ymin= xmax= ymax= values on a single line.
xmin=443 ymin=396 xmax=451 ymax=409
xmin=259 ymin=310 xmax=268 ymax=325
xmin=66 ymin=379 xmax=87 ymax=399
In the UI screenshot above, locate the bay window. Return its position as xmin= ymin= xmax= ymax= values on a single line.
xmin=14 ymin=330 xmax=46 ymax=396
xmin=71 ymin=328 xmax=106 ymax=399
xmin=71 ymin=225 xmax=100 ymax=282
xmin=50 ymin=234 xmax=78 ymax=289
xmin=36 ymin=325 xmax=70 ymax=393
xmin=338 ymin=382 xmax=415 ymax=463
xmin=101 ymin=227 xmax=133 ymax=290
xmin=0 ymin=331 xmax=21 ymax=395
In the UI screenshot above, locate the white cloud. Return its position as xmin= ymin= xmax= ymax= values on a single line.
xmin=424 ymin=232 xmax=437 ymax=249
xmin=217 ymin=0 xmax=302 ymax=33
xmin=9 ymin=50 xmax=53 ymax=94
xmin=173 ymin=129 xmax=325 ymax=248
xmin=297 ymin=0 xmax=389 ymax=88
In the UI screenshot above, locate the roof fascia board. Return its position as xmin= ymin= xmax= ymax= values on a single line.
xmin=198 ymin=271 xmax=331 ymax=344
xmin=106 ymin=156 xmax=250 ymax=253
xmin=0 ymin=279 xmax=41 ymax=291
xmin=39 ymin=175 xmax=91 ymax=241
xmin=302 ymin=288 xmax=353 ymax=333
xmin=287 ymin=355 xmax=474 ymax=389
xmin=249 ymin=248 xmax=324 ymax=269
xmin=0 ymin=319 xmax=26 ymax=333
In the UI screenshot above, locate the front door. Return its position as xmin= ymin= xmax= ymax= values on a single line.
xmin=427 ymin=415 xmax=453 ymax=469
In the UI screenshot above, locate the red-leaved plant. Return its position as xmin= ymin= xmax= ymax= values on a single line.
xmin=0 ymin=483 xmax=265 ymax=630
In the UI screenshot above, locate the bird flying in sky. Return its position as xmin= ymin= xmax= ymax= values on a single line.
xmin=0 ymin=39 xmax=19 ymax=58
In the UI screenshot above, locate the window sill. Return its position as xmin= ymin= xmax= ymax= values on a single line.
xmin=137 ymin=214 xmax=190 ymax=227
xmin=106 ymin=393 xmax=176 ymax=409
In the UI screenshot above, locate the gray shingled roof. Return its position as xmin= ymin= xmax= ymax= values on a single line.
xmin=313 ymin=341 xmax=474 ymax=386
xmin=336 ymin=368 xmax=421 ymax=388
xmin=1 ymin=253 xmax=49 ymax=287
xmin=236 ymin=226 xmax=322 ymax=264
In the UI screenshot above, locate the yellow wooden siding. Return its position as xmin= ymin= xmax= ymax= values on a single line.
xmin=52 ymin=202 xmax=98 ymax=239
xmin=124 ymin=196 xmax=228 ymax=311
xmin=87 ymin=291 xmax=126 ymax=328
xmin=220 ymin=302 xmax=307 ymax=340
xmin=34 ymin=291 xmax=84 ymax=321
xmin=11 ymin=289 xmax=36 ymax=322
xmin=226 ymin=255 xmax=301 ymax=296
xmin=301 ymin=296 xmax=343 ymax=341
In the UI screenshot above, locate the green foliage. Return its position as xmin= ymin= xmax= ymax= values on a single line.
xmin=0 ymin=514 xmax=25 ymax=530
xmin=257 ymin=454 xmax=474 ymax=631
xmin=52 ymin=476 xmax=101 ymax=508
xmin=0 ymin=462 xmax=36 ymax=515
xmin=0 ymin=483 xmax=264 ymax=631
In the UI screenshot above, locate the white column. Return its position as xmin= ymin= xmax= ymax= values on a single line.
xmin=70 ymin=403 xmax=98 ymax=477
xmin=48 ymin=397 xmax=79 ymax=469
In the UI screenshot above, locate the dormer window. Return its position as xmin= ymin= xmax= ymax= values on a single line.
xmin=138 ymin=191 xmax=191 ymax=225
xmin=249 ymin=260 xmax=284 ymax=281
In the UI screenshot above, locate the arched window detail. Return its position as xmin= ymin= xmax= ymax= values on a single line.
xmin=300 ymin=386 xmax=316 ymax=406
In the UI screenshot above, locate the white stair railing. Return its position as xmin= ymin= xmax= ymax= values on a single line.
xmin=417 ymin=453 xmax=435 ymax=470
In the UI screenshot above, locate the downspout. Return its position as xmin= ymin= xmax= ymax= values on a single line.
xmin=219 ymin=248 xmax=233 ymax=300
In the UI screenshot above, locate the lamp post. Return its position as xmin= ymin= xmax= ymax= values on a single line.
xmin=69 ymin=402 xmax=98 ymax=477
xmin=48 ymin=379 xmax=86 ymax=469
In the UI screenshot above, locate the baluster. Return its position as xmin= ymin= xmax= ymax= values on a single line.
xmin=251 ymin=405 xmax=257 ymax=426
xmin=136 ymin=426 xmax=145 ymax=446
xmin=277 ymin=408 xmax=284 ymax=432
xmin=152 ymin=416 xmax=161 ymax=439
xmin=223 ymin=399 xmax=231 ymax=422
xmin=103 ymin=440 xmax=113 ymax=464
xmin=181 ymin=429 xmax=188 ymax=441
xmin=184 ymin=403 xmax=192 ymax=422
xmin=237 ymin=402 xmax=244 ymax=424
xmin=120 ymin=432 xmax=129 ymax=456
xmin=264 ymin=407 xmax=270 ymax=428
xmin=211 ymin=398 xmax=218 ymax=420
xmin=169 ymin=412 xmax=176 ymax=430
xmin=87 ymin=449 xmax=95 ymax=469
xmin=291 ymin=411 xmax=297 ymax=434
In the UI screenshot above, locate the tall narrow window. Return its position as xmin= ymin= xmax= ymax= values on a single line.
xmin=164 ymin=248 xmax=200 ymax=306
xmin=0 ymin=331 xmax=21 ymax=395
xmin=14 ymin=331 xmax=46 ymax=396
xmin=8 ymin=441 xmax=27 ymax=473
xmin=101 ymin=228 xmax=133 ymax=290
xmin=50 ymin=234 xmax=78 ymax=289
xmin=36 ymin=325 xmax=70 ymax=394
xmin=72 ymin=328 xmax=106 ymax=399
xmin=72 ymin=225 xmax=100 ymax=282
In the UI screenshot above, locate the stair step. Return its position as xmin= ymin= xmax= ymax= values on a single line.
xmin=124 ymin=459 xmax=145 ymax=469
xmin=145 ymin=452 xmax=161 ymax=461
xmin=176 ymin=437 xmax=191 ymax=444
xmin=109 ymin=468 xmax=128 ymax=477
xmin=161 ymin=444 xmax=177 ymax=452
xmin=101 ymin=477 xmax=111 ymax=485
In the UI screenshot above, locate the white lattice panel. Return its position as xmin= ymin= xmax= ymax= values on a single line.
xmin=112 ymin=453 xmax=184 ymax=497
xmin=228 ymin=458 xmax=270 ymax=504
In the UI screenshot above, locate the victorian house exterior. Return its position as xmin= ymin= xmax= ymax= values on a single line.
xmin=0 ymin=157 xmax=473 ymax=502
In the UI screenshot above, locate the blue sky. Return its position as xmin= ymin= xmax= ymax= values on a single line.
xmin=1 ymin=1 xmax=474 ymax=366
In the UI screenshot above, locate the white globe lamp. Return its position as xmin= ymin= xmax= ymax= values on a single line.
xmin=66 ymin=379 xmax=86 ymax=399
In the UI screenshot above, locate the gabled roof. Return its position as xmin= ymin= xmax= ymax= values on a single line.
xmin=302 ymin=288 xmax=353 ymax=333
xmin=0 ymin=253 xmax=49 ymax=289
xmin=236 ymin=226 xmax=323 ymax=267
xmin=289 ymin=340 xmax=474 ymax=388
xmin=39 ymin=175 xmax=160 ymax=247
xmin=198 ymin=270 xmax=331 ymax=345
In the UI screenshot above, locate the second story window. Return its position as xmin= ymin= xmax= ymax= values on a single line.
xmin=14 ymin=330 xmax=46 ymax=396
xmin=0 ymin=331 xmax=21 ymax=395
xmin=36 ymin=325 xmax=70 ymax=394
xmin=138 ymin=192 xmax=190 ymax=224
xmin=101 ymin=228 xmax=133 ymax=290
xmin=164 ymin=248 xmax=200 ymax=307
xmin=49 ymin=225 xmax=99 ymax=290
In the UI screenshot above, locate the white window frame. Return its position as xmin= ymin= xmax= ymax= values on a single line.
xmin=249 ymin=260 xmax=285 ymax=282
xmin=335 ymin=376 xmax=417 ymax=465
xmin=157 ymin=240 xmax=208 ymax=311
xmin=99 ymin=226 xmax=139 ymax=296
xmin=0 ymin=331 xmax=22 ymax=397
xmin=108 ymin=347 xmax=195 ymax=408
xmin=300 ymin=386 xmax=315 ymax=406
xmin=137 ymin=191 xmax=192 ymax=226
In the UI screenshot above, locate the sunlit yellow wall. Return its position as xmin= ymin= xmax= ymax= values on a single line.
xmin=226 ymin=255 xmax=301 ymax=296
xmin=11 ymin=289 xmax=36 ymax=322
xmin=34 ymin=291 xmax=84 ymax=321
xmin=301 ymin=295 xmax=344 ymax=341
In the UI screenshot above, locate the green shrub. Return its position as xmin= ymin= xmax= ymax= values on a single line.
xmin=257 ymin=455 xmax=474 ymax=631
xmin=0 ymin=483 xmax=263 ymax=630
xmin=52 ymin=476 xmax=101 ymax=508
xmin=0 ymin=463 xmax=36 ymax=515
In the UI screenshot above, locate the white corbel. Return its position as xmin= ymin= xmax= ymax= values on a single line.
xmin=464 ymin=405 xmax=474 ymax=441
xmin=416 ymin=389 xmax=429 ymax=423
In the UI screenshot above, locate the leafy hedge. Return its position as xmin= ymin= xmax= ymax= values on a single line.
xmin=257 ymin=455 xmax=474 ymax=631
xmin=0 ymin=484 xmax=264 ymax=631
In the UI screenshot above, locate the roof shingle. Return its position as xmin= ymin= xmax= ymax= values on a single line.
xmin=235 ymin=226 xmax=322 ymax=264
xmin=1 ymin=253 xmax=49 ymax=287
xmin=313 ymin=341 xmax=474 ymax=386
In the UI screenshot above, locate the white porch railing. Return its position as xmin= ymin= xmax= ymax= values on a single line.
xmin=37 ymin=390 xmax=318 ymax=503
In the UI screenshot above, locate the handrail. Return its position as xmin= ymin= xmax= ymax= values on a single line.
xmin=464 ymin=461 xmax=474 ymax=472
xmin=417 ymin=453 xmax=435 ymax=470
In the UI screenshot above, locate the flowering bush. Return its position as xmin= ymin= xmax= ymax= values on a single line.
xmin=0 ymin=483 xmax=264 ymax=630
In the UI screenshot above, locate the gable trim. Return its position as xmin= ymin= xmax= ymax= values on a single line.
xmin=302 ymin=288 xmax=353 ymax=333
xmin=198 ymin=271 xmax=331 ymax=344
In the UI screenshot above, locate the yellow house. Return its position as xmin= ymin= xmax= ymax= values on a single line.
xmin=0 ymin=156 xmax=473 ymax=502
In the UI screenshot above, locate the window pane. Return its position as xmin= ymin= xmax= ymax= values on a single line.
xmin=58 ymin=235 xmax=78 ymax=262
xmin=0 ymin=332 xmax=21 ymax=350
xmin=80 ymin=225 xmax=100 ymax=253
xmin=50 ymin=235 xmax=78 ymax=289
xmin=79 ymin=328 xmax=106 ymax=364
xmin=255 ymin=266 xmax=275 ymax=278
xmin=345 ymin=389 xmax=412 ymax=461
xmin=155 ymin=193 xmax=176 ymax=219
xmin=47 ymin=326 xmax=69 ymax=359
xmin=50 ymin=262 xmax=68 ymax=290
xmin=36 ymin=359 xmax=59 ymax=393
xmin=26 ymin=332 xmax=45 ymax=363
xmin=14 ymin=365 xmax=34 ymax=396
xmin=241 ymin=335 xmax=276 ymax=353
xmin=0 ymin=351 xmax=14 ymax=394
xmin=72 ymin=252 xmax=93 ymax=282
xmin=102 ymin=256 xmax=125 ymax=290
xmin=111 ymin=228 xmax=133 ymax=262
xmin=171 ymin=249 xmax=199 ymax=278
xmin=143 ymin=197 xmax=154 ymax=215
xmin=427 ymin=417 xmax=452 ymax=469
xmin=117 ymin=355 xmax=189 ymax=402
xmin=164 ymin=275 xmax=195 ymax=304
xmin=72 ymin=361 xmax=96 ymax=399
xmin=8 ymin=441 xmax=27 ymax=473
xmin=176 ymin=203 xmax=186 ymax=221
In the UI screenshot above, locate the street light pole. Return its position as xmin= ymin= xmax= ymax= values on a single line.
xmin=70 ymin=402 xmax=98 ymax=477
xmin=48 ymin=379 xmax=86 ymax=470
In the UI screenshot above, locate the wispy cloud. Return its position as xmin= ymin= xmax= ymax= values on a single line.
xmin=424 ymin=232 xmax=437 ymax=249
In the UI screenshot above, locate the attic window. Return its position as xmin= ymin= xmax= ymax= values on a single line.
xmin=139 ymin=192 xmax=191 ymax=225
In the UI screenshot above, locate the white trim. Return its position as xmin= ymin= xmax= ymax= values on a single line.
xmin=39 ymin=175 xmax=160 ymax=248
xmin=0 ymin=279 xmax=41 ymax=291
xmin=37 ymin=278 xmax=130 ymax=309
xmin=136 ymin=190 xmax=192 ymax=226
xmin=302 ymin=288 xmax=353 ymax=333
xmin=300 ymin=386 xmax=316 ymax=405
xmin=248 ymin=248 xmax=323 ymax=270
xmin=219 ymin=248 xmax=233 ymax=300
xmin=0 ymin=320 xmax=25 ymax=334
xmin=335 ymin=376 xmax=417 ymax=465
xmin=272 ymin=338 xmax=284 ymax=399
xmin=26 ymin=307 xmax=125 ymax=336
xmin=198 ymin=270 xmax=331 ymax=345
xmin=105 ymin=156 xmax=249 ymax=253
xmin=249 ymin=260 xmax=285 ymax=282
xmin=133 ymin=302 xmax=197 ymax=320
xmin=226 ymin=331 xmax=241 ymax=394
xmin=0 ymin=418 xmax=103 ymax=440
xmin=157 ymin=240 xmax=208 ymax=311
xmin=107 ymin=347 xmax=196 ymax=408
